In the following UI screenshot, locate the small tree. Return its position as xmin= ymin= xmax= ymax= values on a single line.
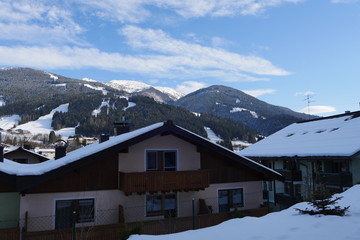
xmin=295 ymin=188 xmax=349 ymax=216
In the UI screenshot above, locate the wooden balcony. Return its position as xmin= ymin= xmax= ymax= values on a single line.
xmin=275 ymin=169 xmax=302 ymax=181
xmin=318 ymin=172 xmax=352 ymax=187
xmin=119 ymin=170 xmax=210 ymax=195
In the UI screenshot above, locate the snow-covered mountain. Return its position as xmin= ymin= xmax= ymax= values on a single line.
xmin=106 ymin=80 xmax=184 ymax=102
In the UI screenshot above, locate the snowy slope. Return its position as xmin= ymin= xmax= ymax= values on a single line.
xmin=106 ymin=80 xmax=184 ymax=101
xmin=130 ymin=185 xmax=360 ymax=240
xmin=0 ymin=115 xmax=21 ymax=130
xmin=204 ymin=127 xmax=222 ymax=143
xmin=14 ymin=103 xmax=75 ymax=136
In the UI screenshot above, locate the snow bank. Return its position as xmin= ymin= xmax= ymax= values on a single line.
xmin=130 ymin=186 xmax=360 ymax=240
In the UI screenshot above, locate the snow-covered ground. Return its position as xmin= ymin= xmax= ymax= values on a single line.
xmin=14 ymin=103 xmax=75 ymax=136
xmin=123 ymin=102 xmax=136 ymax=111
xmin=130 ymin=185 xmax=360 ymax=240
xmin=107 ymin=80 xmax=184 ymax=101
xmin=92 ymin=100 xmax=110 ymax=117
xmin=204 ymin=127 xmax=222 ymax=143
xmin=84 ymin=83 xmax=108 ymax=95
xmin=0 ymin=115 xmax=21 ymax=129
xmin=230 ymin=107 xmax=259 ymax=118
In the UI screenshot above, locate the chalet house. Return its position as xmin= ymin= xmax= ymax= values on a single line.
xmin=4 ymin=146 xmax=50 ymax=164
xmin=0 ymin=120 xmax=281 ymax=234
xmin=240 ymin=111 xmax=360 ymax=208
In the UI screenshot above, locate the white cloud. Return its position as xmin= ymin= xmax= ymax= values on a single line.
xmin=243 ymin=89 xmax=276 ymax=97
xmin=120 ymin=25 xmax=289 ymax=78
xmin=295 ymin=91 xmax=315 ymax=96
xmin=298 ymin=106 xmax=336 ymax=115
xmin=0 ymin=0 xmax=84 ymax=45
xmin=176 ymin=81 xmax=206 ymax=94
xmin=331 ymin=0 xmax=358 ymax=3
xmin=0 ymin=46 xmax=172 ymax=73
xmin=78 ymin=0 xmax=304 ymax=22
xmin=0 ymin=23 xmax=289 ymax=82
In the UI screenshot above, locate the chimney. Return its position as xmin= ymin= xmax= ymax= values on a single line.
xmin=99 ymin=134 xmax=110 ymax=143
xmin=23 ymin=144 xmax=31 ymax=150
xmin=55 ymin=140 xmax=67 ymax=160
xmin=113 ymin=121 xmax=130 ymax=136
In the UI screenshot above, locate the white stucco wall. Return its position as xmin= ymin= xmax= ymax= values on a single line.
xmin=20 ymin=180 xmax=264 ymax=231
xmin=118 ymin=134 xmax=200 ymax=172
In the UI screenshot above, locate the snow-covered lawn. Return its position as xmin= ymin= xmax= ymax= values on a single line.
xmin=130 ymin=185 xmax=360 ymax=240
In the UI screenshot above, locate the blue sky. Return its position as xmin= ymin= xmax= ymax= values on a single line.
xmin=0 ymin=0 xmax=359 ymax=116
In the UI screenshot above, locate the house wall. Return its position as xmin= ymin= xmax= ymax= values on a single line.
xmin=200 ymin=150 xmax=266 ymax=184
xmin=24 ymin=153 xmax=119 ymax=194
xmin=20 ymin=181 xmax=263 ymax=231
xmin=119 ymin=134 xmax=200 ymax=172
xmin=0 ymin=193 xmax=20 ymax=229
xmin=173 ymin=182 xmax=262 ymax=218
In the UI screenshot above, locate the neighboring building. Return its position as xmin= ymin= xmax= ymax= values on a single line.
xmin=240 ymin=111 xmax=360 ymax=208
xmin=33 ymin=147 xmax=55 ymax=159
xmin=5 ymin=146 xmax=50 ymax=164
xmin=0 ymin=120 xmax=281 ymax=233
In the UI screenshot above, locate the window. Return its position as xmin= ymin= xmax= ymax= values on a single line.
xmin=146 ymin=193 xmax=177 ymax=217
xmin=218 ymin=188 xmax=244 ymax=212
xmin=146 ymin=151 xmax=158 ymax=170
xmin=164 ymin=151 xmax=176 ymax=171
xmin=146 ymin=150 xmax=177 ymax=171
xmin=55 ymin=199 xmax=94 ymax=229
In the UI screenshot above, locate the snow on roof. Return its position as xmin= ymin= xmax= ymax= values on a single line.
xmin=240 ymin=112 xmax=360 ymax=158
xmin=0 ymin=122 xmax=164 ymax=176
xmin=0 ymin=120 xmax=280 ymax=178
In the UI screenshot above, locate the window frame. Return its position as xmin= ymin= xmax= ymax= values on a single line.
xmin=55 ymin=198 xmax=95 ymax=229
xmin=218 ymin=188 xmax=244 ymax=213
xmin=145 ymin=149 xmax=178 ymax=171
xmin=146 ymin=193 xmax=177 ymax=217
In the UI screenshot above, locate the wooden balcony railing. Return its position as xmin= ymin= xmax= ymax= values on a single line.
xmin=317 ymin=172 xmax=352 ymax=187
xmin=119 ymin=170 xmax=210 ymax=195
xmin=275 ymin=169 xmax=302 ymax=181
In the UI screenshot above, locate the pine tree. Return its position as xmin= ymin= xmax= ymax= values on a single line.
xmin=295 ymin=188 xmax=349 ymax=216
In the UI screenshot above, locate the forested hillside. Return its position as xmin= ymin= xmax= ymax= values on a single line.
xmin=0 ymin=68 xmax=259 ymax=145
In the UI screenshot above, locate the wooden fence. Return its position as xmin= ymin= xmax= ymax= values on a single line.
xmin=0 ymin=207 xmax=270 ymax=240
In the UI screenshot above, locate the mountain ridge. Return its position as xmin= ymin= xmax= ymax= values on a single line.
xmin=0 ymin=67 xmax=311 ymax=144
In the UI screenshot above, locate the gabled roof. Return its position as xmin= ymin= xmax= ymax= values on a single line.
xmin=4 ymin=146 xmax=50 ymax=162
xmin=0 ymin=120 xmax=282 ymax=191
xmin=240 ymin=111 xmax=360 ymax=158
